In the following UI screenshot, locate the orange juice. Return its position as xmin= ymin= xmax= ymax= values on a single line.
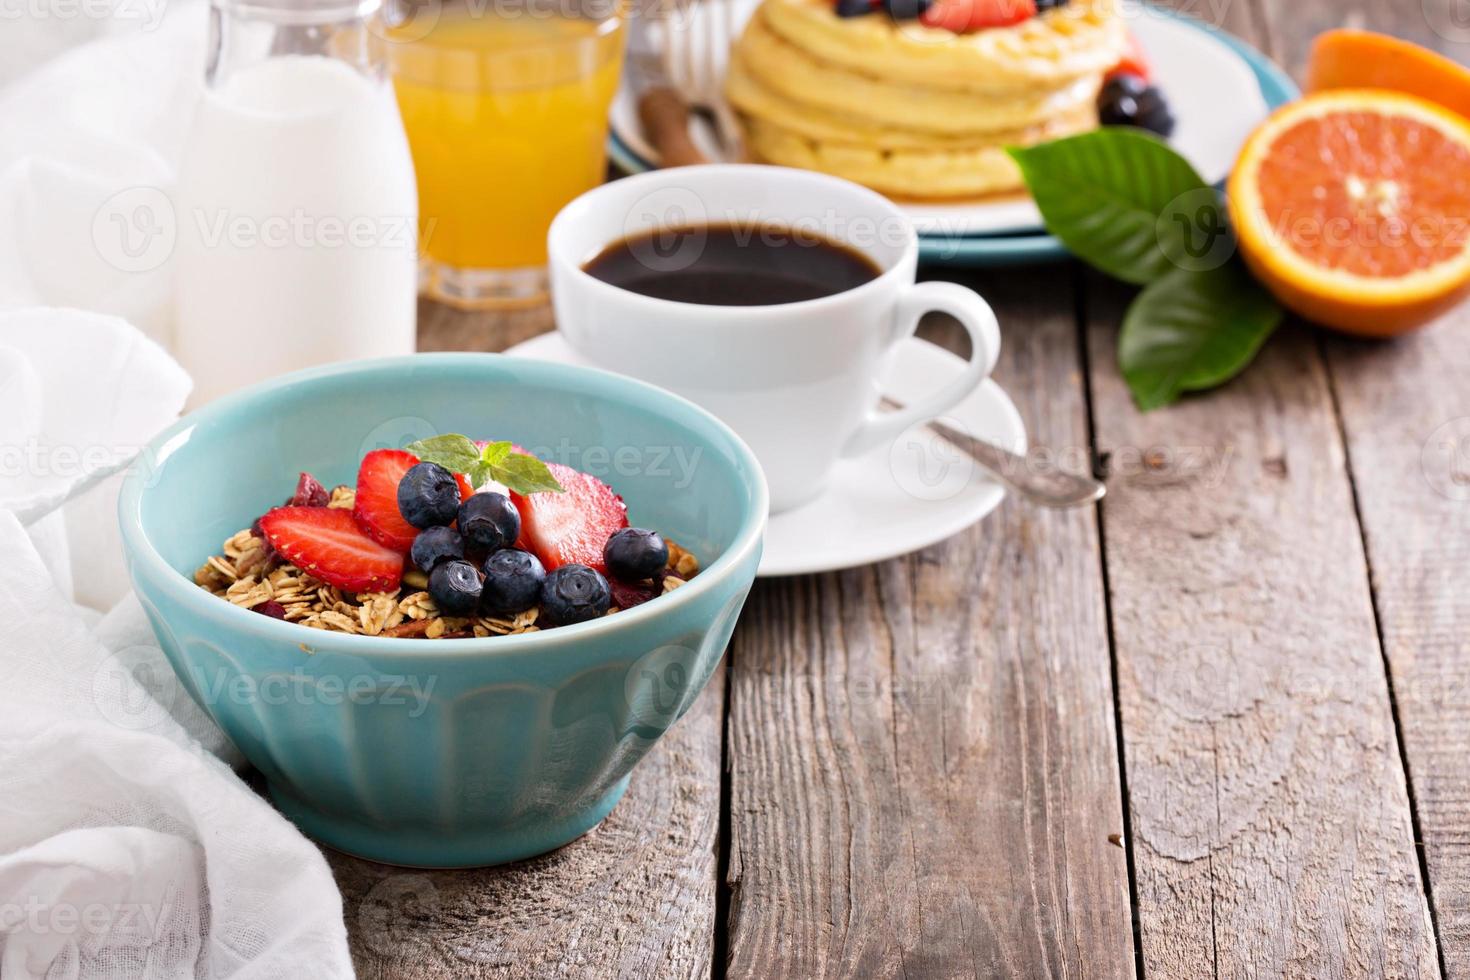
xmin=387 ymin=8 xmax=624 ymax=304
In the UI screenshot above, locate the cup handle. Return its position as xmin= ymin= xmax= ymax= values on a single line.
xmin=841 ymin=281 xmax=1001 ymax=458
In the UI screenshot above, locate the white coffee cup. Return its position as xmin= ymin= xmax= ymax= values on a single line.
xmin=548 ymin=164 xmax=999 ymax=514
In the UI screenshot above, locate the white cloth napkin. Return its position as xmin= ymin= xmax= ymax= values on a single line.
xmin=0 ymin=13 xmax=365 ymax=978
xmin=0 ymin=299 xmax=353 ymax=975
xmin=0 ymin=502 xmax=354 ymax=978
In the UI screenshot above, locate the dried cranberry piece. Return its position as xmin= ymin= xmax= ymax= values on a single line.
xmin=609 ymin=577 xmax=657 ymax=611
xmin=290 ymin=472 xmax=330 ymax=508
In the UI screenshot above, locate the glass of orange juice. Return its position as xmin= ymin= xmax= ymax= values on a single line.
xmin=382 ymin=0 xmax=625 ymax=308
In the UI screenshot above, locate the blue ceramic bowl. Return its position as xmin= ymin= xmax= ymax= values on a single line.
xmin=118 ymin=354 xmax=767 ymax=867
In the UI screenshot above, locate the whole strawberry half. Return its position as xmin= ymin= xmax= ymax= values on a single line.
xmin=921 ymin=0 xmax=1035 ymax=31
xmin=353 ymin=449 xmax=476 ymax=552
xmin=259 ymin=506 xmax=404 ymax=593
xmin=512 ymin=462 xmax=628 ymax=572
xmin=353 ymin=449 xmax=422 ymax=552
xmin=1106 ymin=31 xmax=1153 ymax=82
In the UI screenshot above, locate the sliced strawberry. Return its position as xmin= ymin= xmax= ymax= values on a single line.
xmin=511 ymin=463 xmax=628 ymax=572
xmin=290 ymin=472 xmax=330 ymax=507
xmin=455 ymin=473 xmax=474 ymax=501
xmin=260 ymin=506 xmax=404 ymax=593
xmin=352 ymin=449 xmax=421 ymax=552
xmin=921 ymin=0 xmax=1034 ymax=32
xmin=1106 ymin=31 xmax=1153 ymax=82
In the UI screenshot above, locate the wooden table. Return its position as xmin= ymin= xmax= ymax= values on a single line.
xmin=328 ymin=3 xmax=1470 ymax=974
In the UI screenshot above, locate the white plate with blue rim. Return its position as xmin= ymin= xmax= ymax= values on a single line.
xmin=608 ymin=2 xmax=1298 ymax=265
xmin=505 ymin=331 xmax=1027 ymax=576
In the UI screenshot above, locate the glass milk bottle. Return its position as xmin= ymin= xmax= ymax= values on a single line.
xmin=173 ymin=0 xmax=418 ymax=406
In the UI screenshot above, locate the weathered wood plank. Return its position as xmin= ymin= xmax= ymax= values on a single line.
xmin=1248 ymin=0 xmax=1470 ymax=972
xmin=327 ymin=305 xmax=722 ymax=980
xmin=723 ymin=266 xmax=1135 ymax=978
xmin=415 ymin=296 xmax=555 ymax=354
xmin=1085 ymin=267 xmax=1439 ymax=977
xmin=1326 ymin=315 xmax=1470 ymax=978
xmin=1246 ymin=0 xmax=1456 ymax=81
xmin=333 ymin=665 xmax=724 ymax=980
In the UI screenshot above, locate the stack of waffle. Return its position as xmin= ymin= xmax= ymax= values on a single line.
xmin=726 ymin=0 xmax=1127 ymax=199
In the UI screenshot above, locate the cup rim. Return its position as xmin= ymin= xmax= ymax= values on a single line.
xmin=547 ymin=163 xmax=919 ymax=318
xmin=117 ymin=353 xmax=769 ymax=661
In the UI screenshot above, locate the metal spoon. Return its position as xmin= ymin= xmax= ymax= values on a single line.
xmin=881 ymin=397 xmax=1105 ymax=509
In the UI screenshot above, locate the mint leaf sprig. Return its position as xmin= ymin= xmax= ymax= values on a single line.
xmin=404 ymin=434 xmax=565 ymax=495
xmin=1007 ymin=128 xmax=1283 ymax=411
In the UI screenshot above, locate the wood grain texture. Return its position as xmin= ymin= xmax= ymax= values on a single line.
xmin=1085 ymin=268 xmax=1439 ymax=977
xmin=1245 ymin=0 xmax=1460 ymax=81
xmin=332 ymin=664 xmax=724 ymax=980
xmin=1250 ymin=0 xmax=1470 ymax=973
xmin=327 ymin=305 xmax=722 ymax=980
xmin=1325 ymin=315 xmax=1470 ymax=978
xmin=723 ymin=266 xmax=1135 ymax=978
xmin=416 ymin=296 xmax=556 ymax=354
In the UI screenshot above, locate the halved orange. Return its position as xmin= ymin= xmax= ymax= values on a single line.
xmin=1228 ymin=89 xmax=1470 ymax=336
xmin=1306 ymin=30 xmax=1470 ymax=122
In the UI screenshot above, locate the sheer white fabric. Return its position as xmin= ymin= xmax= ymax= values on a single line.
xmin=0 ymin=314 xmax=354 ymax=979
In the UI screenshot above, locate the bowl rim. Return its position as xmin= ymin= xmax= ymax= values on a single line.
xmin=118 ymin=352 xmax=769 ymax=660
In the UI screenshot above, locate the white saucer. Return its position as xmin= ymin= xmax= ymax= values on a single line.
xmin=503 ymin=332 xmax=1027 ymax=577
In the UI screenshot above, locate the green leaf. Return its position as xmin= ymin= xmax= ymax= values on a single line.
xmin=1119 ymin=262 xmax=1284 ymax=411
xmin=478 ymin=440 xmax=514 ymax=467
xmin=483 ymin=453 xmax=565 ymax=495
xmin=404 ymin=434 xmax=481 ymax=473
xmin=405 ymin=433 xmax=565 ymax=494
xmin=1007 ymin=128 xmax=1215 ymax=285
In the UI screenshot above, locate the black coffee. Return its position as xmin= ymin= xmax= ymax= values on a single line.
xmin=582 ymin=223 xmax=882 ymax=306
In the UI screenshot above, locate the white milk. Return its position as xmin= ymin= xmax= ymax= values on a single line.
xmin=173 ymin=55 xmax=417 ymax=406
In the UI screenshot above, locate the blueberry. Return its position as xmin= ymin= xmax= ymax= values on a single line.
xmin=398 ymin=462 xmax=461 ymax=529
xmin=428 ymin=559 xmax=482 ymax=616
xmin=458 ymin=492 xmax=521 ymax=552
xmin=1035 ymin=0 xmax=1068 ymax=9
xmin=481 ymin=549 xmax=546 ymax=615
xmin=1102 ymin=73 xmax=1148 ymax=101
xmin=836 ymin=0 xmax=873 ymax=16
xmin=882 ymin=0 xmax=930 ymax=17
xmin=1098 ymin=75 xmax=1174 ymax=137
xmin=1099 ymin=91 xmax=1141 ymax=127
xmin=1134 ymin=87 xmax=1175 ymax=137
xmin=411 ymin=526 xmax=465 ymax=572
xmin=541 ymin=564 xmax=611 ymax=626
xmin=603 ymin=528 xmax=669 ymax=582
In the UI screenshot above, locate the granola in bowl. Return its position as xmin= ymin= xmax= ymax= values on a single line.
xmin=194 ymin=437 xmax=702 ymax=639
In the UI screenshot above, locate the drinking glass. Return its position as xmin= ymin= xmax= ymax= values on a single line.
xmin=382 ymin=0 xmax=626 ymax=308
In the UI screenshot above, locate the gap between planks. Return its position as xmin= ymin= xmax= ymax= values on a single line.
xmin=1318 ymin=329 xmax=1448 ymax=980
xmin=1074 ymin=262 xmax=1149 ymax=980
